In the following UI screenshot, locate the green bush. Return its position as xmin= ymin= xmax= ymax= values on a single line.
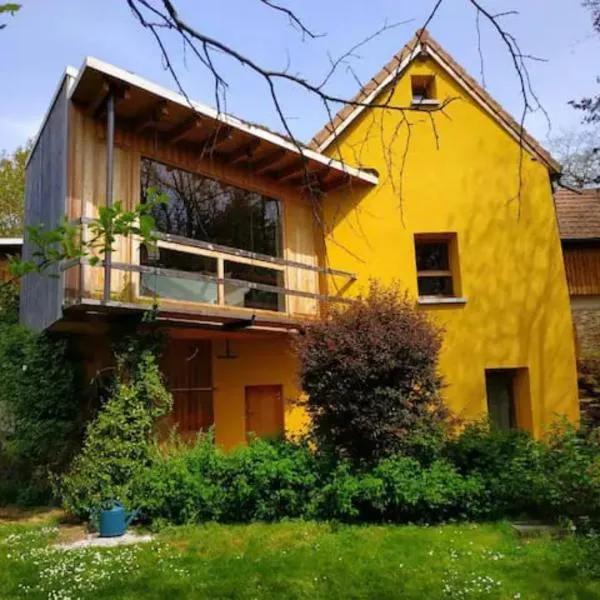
xmin=60 ymin=348 xmax=172 ymax=518
xmin=444 ymin=421 xmax=600 ymax=523
xmin=132 ymin=435 xmax=319 ymax=524
xmin=316 ymin=457 xmax=485 ymax=523
xmin=0 ymin=320 xmax=82 ymax=506
xmin=535 ymin=423 xmax=600 ymax=520
xmin=64 ymin=421 xmax=600 ymax=526
xmin=444 ymin=422 xmax=543 ymax=518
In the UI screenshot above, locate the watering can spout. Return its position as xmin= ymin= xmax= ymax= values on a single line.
xmin=126 ymin=509 xmax=139 ymax=527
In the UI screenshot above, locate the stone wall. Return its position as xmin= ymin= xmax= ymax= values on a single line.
xmin=572 ymin=297 xmax=600 ymax=427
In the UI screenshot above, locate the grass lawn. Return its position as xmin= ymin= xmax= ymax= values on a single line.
xmin=0 ymin=513 xmax=599 ymax=599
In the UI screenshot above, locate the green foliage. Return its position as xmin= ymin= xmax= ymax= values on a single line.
xmin=8 ymin=188 xmax=168 ymax=280
xmin=0 ymin=141 xmax=29 ymax=235
xmin=0 ymin=320 xmax=82 ymax=505
xmin=60 ymin=347 xmax=172 ymax=519
xmin=444 ymin=422 xmax=543 ymax=518
xmin=132 ymin=436 xmax=319 ymax=525
xmin=0 ymin=281 xmax=18 ymax=325
xmin=295 ymin=281 xmax=448 ymax=465
xmin=316 ymin=457 xmax=485 ymax=523
xmin=536 ymin=423 xmax=600 ymax=520
xmin=116 ymin=422 xmax=600 ymax=527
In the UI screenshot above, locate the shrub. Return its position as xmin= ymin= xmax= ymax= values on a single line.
xmin=60 ymin=348 xmax=172 ymax=518
xmin=316 ymin=456 xmax=485 ymax=523
xmin=444 ymin=422 xmax=543 ymax=518
xmin=535 ymin=423 xmax=600 ymax=521
xmin=295 ymin=281 xmax=448 ymax=464
xmin=0 ymin=320 xmax=82 ymax=505
xmin=132 ymin=435 xmax=319 ymax=525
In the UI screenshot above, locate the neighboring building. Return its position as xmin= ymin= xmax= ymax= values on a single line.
xmin=21 ymin=30 xmax=579 ymax=446
xmin=0 ymin=238 xmax=22 ymax=283
xmin=555 ymin=187 xmax=600 ymax=357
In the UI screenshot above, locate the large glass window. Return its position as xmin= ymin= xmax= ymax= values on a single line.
xmin=139 ymin=158 xmax=286 ymax=312
xmin=141 ymin=158 xmax=282 ymax=257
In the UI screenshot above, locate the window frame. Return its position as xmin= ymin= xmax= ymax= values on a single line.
xmin=411 ymin=75 xmax=439 ymax=106
xmin=414 ymin=233 xmax=460 ymax=300
xmin=140 ymin=156 xmax=285 ymax=259
xmin=134 ymin=155 xmax=290 ymax=313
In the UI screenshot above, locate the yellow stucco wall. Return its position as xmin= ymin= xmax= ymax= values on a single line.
xmin=211 ymin=335 xmax=307 ymax=448
xmin=319 ymin=57 xmax=579 ymax=436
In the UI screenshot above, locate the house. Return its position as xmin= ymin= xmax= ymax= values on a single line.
xmin=21 ymin=30 xmax=579 ymax=446
xmin=555 ymin=186 xmax=600 ymax=425
xmin=0 ymin=238 xmax=22 ymax=283
xmin=555 ymin=187 xmax=600 ymax=357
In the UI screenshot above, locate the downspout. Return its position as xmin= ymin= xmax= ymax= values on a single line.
xmin=103 ymin=91 xmax=115 ymax=303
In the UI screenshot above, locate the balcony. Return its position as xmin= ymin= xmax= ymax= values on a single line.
xmin=62 ymin=227 xmax=355 ymax=331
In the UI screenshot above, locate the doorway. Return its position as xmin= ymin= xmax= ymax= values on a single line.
xmin=485 ymin=369 xmax=516 ymax=430
xmin=161 ymin=339 xmax=214 ymax=436
xmin=245 ymin=385 xmax=284 ymax=440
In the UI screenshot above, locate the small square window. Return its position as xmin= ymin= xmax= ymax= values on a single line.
xmin=411 ymin=75 xmax=437 ymax=105
xmin=414 ymin=234 xmax=457 ymax=298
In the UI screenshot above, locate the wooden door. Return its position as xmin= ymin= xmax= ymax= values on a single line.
xmin=485 ymin=370 xmax=516 ymax=430
xmin=245 ymin=385 xmax=284 ymax=440
xmin=161 ymin=339 xmax=213 ymax=437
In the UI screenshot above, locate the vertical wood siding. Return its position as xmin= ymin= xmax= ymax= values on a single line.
xmin=20 ymin=77 xmax=71 ymax=331
xmin=563 ymin=247 xmax=600 ymax=296
xmin=68 ymin=107 xmax=320 ymax=316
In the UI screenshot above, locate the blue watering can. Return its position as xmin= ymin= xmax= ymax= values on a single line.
xmin=92 ymin=500 xmax=138 ymax=538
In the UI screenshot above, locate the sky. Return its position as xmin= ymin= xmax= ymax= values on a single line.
xmin=0 ymin=0 xmax=598 ymax=153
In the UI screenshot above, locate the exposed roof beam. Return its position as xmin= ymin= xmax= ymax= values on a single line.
xmin=321 ymin=173 xmax=351 ymax=193
xmin=164 ymin=115 xmax=202 ymax=144
xmin=132 ymin=99 xmax=169 ymax=133
xmin=87 ymin=81 xmax=131 ymax=119
xmin=87 ymin=81 xmax=110 ymax=118
xmin=199 ymin=125 xmax=233 ymax=155
xmin=226 ymin=139 xmax=261 ymax=165
xmin=288 ymin=166 xmax=331 ymax=189
xmin=274 ymin=159 xmax=306 ymax=181
xmin=250 ymin=149 xmax=286 ymax=174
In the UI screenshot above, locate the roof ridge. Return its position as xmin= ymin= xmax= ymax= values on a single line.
xmin=308 ymin=29 xmax=561 ymax=174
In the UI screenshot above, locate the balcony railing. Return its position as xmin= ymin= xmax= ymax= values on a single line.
xmin=62 ymin=228 xmax=355 ymax=322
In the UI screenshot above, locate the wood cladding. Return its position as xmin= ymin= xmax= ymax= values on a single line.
xmin=67 ymin=106 xmax=320 ymax=317
xmin=563 ymin=246 xmax=600 ymax=296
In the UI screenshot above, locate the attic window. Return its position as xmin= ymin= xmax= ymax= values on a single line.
xmin=411 ymin=75 xmax=438 ymax=106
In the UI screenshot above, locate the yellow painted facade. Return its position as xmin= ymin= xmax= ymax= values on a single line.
xmin=54 ymin=48 xmax=579 ymax=448
xmin=211 ymin=335 xmax=307 ymax=448
xmin=318 ymin=56 xmax=579 ymax=437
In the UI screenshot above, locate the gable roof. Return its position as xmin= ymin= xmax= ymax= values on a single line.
xmin=555 ymin=187 xmax=600 ymax=241
xmin=309 ymin=29 xmax=561 ymax=174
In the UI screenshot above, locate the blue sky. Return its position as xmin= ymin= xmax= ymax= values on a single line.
xmin=0 ymin=0 xmax=598 ymax=152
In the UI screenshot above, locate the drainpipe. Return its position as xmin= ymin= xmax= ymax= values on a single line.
xmin=103 ymin=91 xmax=115 ymax=304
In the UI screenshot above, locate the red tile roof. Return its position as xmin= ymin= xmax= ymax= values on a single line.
xmin=555 ymin=187 xmax=600 ymax=240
